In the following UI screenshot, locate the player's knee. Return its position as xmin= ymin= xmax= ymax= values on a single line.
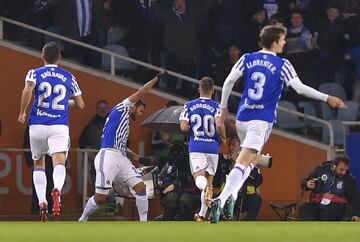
xmin=33 ymin=160 xmax=45 ymax=169
xmin=52 ymin=152 xmax=67 ymax=165
xmin=133 ymin=182 xmax=146 ymax=195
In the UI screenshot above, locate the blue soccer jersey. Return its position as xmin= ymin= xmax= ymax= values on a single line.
xmin=100 ymin=98 xmax=133 ymax=155
xmin=231 ymin=50 xmax=298 ymax=123
xmin=27 ymin=64 xmax=82 ymax=125
xmin=180 ymin=98 xmax=221 ymax=154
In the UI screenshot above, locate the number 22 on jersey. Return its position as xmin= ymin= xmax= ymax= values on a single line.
xmin=38 ymin=82 xmax=66 ymax=110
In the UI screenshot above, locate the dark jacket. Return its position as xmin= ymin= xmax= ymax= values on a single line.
xmin=79 ymin=114 xmax=107 ymax=149
xmin=301 ymin=161 xmax=357 ymax=205
xmin=152 ymin=0 xmax=215 ymax=59
xmin=214 ymin=154 xmax=263 ymax=195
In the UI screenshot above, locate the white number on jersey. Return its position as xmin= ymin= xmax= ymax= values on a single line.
xmin=190 ymin=114 xmax=215 ymax=137
xmin=38 ymin=82 xmax=66 ymax=110
xmin=248 ymin=72 xmax=266 ymax=100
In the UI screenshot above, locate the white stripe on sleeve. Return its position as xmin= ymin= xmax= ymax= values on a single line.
xmin=280 ymin=59 xmax=298 ymax=86
xmin=179 ymin=103 xmax=189 ymax=122
xmin=70 ymin=75 xmax=82 ymax=96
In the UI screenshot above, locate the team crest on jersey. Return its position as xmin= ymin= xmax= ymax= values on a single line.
xmin=263 ymin=55 xmax=267 ymax=59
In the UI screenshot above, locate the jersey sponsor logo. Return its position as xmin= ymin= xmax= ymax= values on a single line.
xmin=193 ymin=136 xmax=216 ymax=142
xmin=36 ymin=108 xmax=61 ymax=118
xmin=243 ymin=98 xmax=264 ymax=110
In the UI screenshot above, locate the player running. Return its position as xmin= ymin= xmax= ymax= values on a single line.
xmin=18 ymin=42 xmax=84 ymax=222
xmin=180 ymin=77 xmax=226 ymax=221
xmin=210 ymin=25 xmax=346 ymax=223
xmin=79 ymin=72 xmax=165 ymax=222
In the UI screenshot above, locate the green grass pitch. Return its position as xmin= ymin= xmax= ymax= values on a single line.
xmin=0 ymin=221 xmax=359 ymax=242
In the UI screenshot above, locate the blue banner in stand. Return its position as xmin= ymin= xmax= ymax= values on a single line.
xmin=346 ymin=132 xmax=360 ymax=192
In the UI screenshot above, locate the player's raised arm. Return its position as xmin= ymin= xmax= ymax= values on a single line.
xmin=128 ymin=72 xmax=166 ymax=104
xmin=282 ymin=60 xmax=346 ymax=109
xmin=18 ymin=70 xmax=37 ymax=124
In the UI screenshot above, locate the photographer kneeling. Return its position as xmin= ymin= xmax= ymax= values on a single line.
xmin=299 ymin=155 xmax=358 ymax=221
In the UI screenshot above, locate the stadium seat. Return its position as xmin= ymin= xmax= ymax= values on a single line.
xmin=276 ymin=101 xmax=306 ymax=130
xmin=107 ymin=27 xmax=125 ymax=45
xmin=322 ymin=119 xmax=346 ymax=146
xmin=319 ymin=82 xmax=347 ymax=101
xmin=298 ymin=101 xmax=322 ymax=128
xmin=101 ymin=44 xmax=136 ymax=73
xmin=320 ymin=102 xmax=334 ymax=120
xmin=337 ymin=101 xmax=359 ymax=121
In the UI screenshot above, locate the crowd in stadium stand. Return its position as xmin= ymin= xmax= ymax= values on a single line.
xmin=1 ymin=0 xmax=360 ymax=102
xmin=3 ymin=0 xmax=360 ymax=222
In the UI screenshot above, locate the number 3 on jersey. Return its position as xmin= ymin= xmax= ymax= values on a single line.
xmin=248 ymin=72 xmax=266 ymax=100
xmin=191 ymin=114 xmax=215 ymax=137
xmin=38 ymin=82 xmax=66 ymax=110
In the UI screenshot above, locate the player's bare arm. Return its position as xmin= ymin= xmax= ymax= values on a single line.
xmin=73 ymin=95 xmax=85 ymax=109
xmin=215 ymin=117 xmax=226 ymax=145
xmin=126 ymin=148 xmax=141 ymax=163
xmin=18 ymin=81 xmax=35 ymax=124
xmin=128 ymin=72 xmax=166 ymax=104
xmin=180 ymin=120 xmax=189 ymax=132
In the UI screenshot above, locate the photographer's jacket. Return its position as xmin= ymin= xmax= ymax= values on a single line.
xmin=301 ymin=161 xmax=357 ymax=205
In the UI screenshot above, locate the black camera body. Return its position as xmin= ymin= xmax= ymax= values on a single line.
xmin=312 ymin=177 xmax=325 ymax=192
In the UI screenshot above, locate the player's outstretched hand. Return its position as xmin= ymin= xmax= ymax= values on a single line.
xmin=327 ymin=96 xmax=347 ymax=109
xmin=18 ymin=113 xmax=26 ymax=124
xmin=156 ymin=71 xmax=168 ymax=81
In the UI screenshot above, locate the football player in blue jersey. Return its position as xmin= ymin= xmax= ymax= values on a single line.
xmin=79 ymin=72 xmax=165 ymax=222
xmin=209 ymin=25 xmax=346 ymax=223
xmin=179 ymin=77 xmax=226 ymax=221
xmin=18 ymin=42 xmax=84 ymax=221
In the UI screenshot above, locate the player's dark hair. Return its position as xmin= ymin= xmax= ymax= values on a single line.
xmin=260 ymin=25 xmax=287 ymax=49
xmin=199 ymin=77 xmax=214 ymax=94
xmin=135 ymin=99 xmax=146 ymax=107
xmin=42 ymin=42 xmax=60 ymax=64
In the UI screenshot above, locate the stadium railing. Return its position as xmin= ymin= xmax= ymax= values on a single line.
xmin=0 ymin=147 xmax=98 ymax=210
xmin=2 ymin=17 xmax=358 ymax=153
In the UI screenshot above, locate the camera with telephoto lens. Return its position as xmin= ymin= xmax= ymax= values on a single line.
xmin=312 ymin=177 xmax=325 ymax=192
